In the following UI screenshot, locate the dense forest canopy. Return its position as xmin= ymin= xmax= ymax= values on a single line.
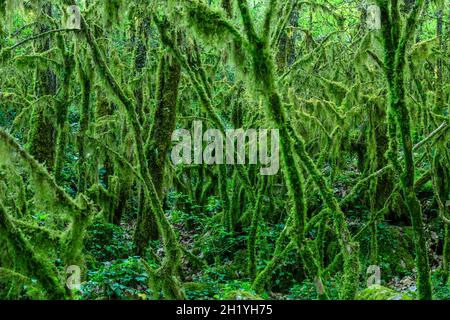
xmin=0 ymin=0 xmax=449 ymax=300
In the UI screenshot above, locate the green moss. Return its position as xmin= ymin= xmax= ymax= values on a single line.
xmin=247 ymin=178 xmax=268 ymax=278
xmin=0 ymin=201 xmax=66 ymax=299
xmin=361 ymin=225 xmax=415 ymax=279
xmin=221 ymin=289 xmax=262 ymax=300
xmin=376 ymin=0 xmax=432 ymax=300
xmin=62 ymin=196 xmax=93 ymax=266
xmin=53 ymin=34 xmax=75 ymax=183
xmin=0 ymin=47 xmax=11 ymax=64
xmin=76 ymin=57 xmax=92 ymax=193
xmin=355 ymin=285 xmax=413 ymax=300
xmin=0 ymin=129 xmax=80 ymax=212
xmin=104 ymin=0 xmax=122 ymax=25
xmin=82 ymin=17 xmax=185 ymax=299
xmin=184 ymin=0 xmax=243 ymax=45
xmin=0 ymin=0 xmax=5 ymax=17
xmin=299 ymin=242 xmax=329 ymax=300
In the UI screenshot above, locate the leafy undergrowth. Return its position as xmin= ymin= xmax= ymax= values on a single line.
xmin=81 ymin=257 xmax=150 ymax=300
xmin=77 ymin=205 xmax=450 ymax=300
xmin=76 ymin=188 xmax=449 ymax=301
xmin=81 ymin=221 xmax=150 ymax=300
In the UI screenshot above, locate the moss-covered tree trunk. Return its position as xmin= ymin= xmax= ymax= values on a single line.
xmin=53 ymin=35 xmax=75 ymax=183
xmin=377 ymin=0 xmax=432 ymax=299
xmin=134 ymin=54 xmax=181 ymax=255
xmin=28 ymin=3 xmax=57 ymax=171
xmin=76 ymin=58 xmax=91 ymax=194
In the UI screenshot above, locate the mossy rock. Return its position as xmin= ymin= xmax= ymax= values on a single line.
xmin=221 ymin=289 xmax=263 ymax=300
xmin=355 ymin=285 xmax=413 ymax=300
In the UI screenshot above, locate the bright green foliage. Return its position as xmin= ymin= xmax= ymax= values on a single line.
xmin=0 ymin=0 xmax=449 ymax=301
